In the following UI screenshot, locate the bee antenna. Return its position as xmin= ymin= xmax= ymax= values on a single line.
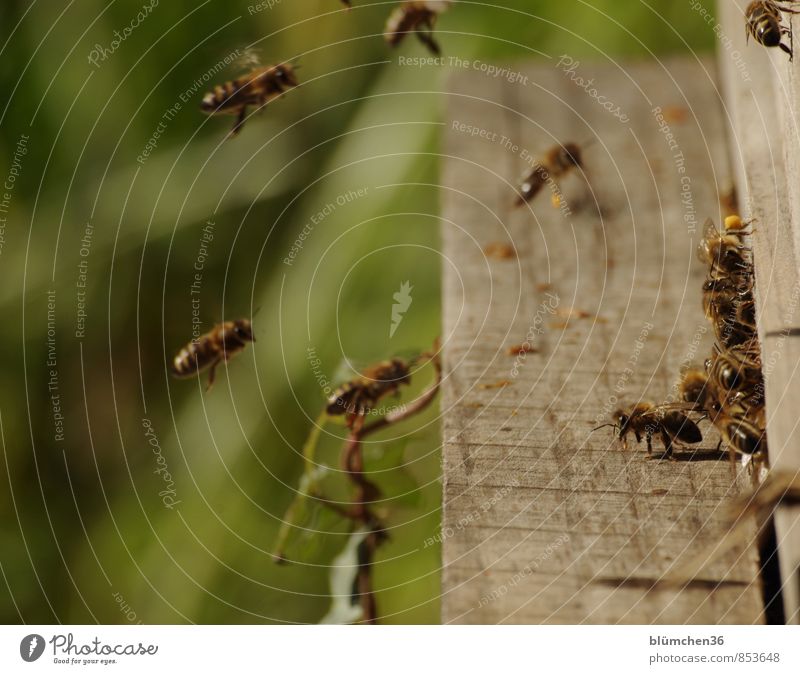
xmin=590 ymin=423 xmax=616 ymax=434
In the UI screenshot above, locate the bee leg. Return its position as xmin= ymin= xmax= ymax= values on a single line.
xmin=660 ymin=430 xmax=676 ymax=461
xmin=229 ymin=107 xmax=248 ymax=138
xmin=206 ymin=363 xmax=218 ymax=392
xmin=415 ymin=23 xmax=441 ymax=56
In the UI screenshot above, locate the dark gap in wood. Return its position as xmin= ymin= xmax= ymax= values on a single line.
xmin=758 ymin=519 xmax=786 ymax=624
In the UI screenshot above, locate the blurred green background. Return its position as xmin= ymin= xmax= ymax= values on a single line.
xmin=0 ymin=0 xmax=713 ymax=624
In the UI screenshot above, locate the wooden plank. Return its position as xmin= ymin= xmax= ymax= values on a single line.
xmin=440 ymin=57 xmax=763 ymax=624
xmin=718 ymin=0 xmax=800 ymax=625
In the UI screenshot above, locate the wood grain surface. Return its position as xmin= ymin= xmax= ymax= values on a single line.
xmin=439 ymin=57 xmax=763 ymax=624
xmin=718 ymin=0 xmax=800 ymax=625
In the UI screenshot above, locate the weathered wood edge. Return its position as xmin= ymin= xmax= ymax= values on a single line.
xmin=718 ymin=0 xmax=800 ymax=625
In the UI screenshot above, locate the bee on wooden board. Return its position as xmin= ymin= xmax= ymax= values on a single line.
xmin=714 ymin=412 xmax=766 ymax=457
xmin=745 ymin=1 xmax=800 ymax=60
xmin=707 ymin=347 xmax=762 ymax=400
xmin=327 ymin=357 xmax=413 ymax=426
xmin=201 ymin=62 xmax=299 ymax=138
xmin=384 ymin=1 xmax=453 ymax=56
xmin=679 ymin=367 xmax=715 ymax=413
xmin=172 ymin=318 xmax=255 ymax=390
xmin=701 ymin=276 xmax=756 ymax=348
xmin=697 ymin=216 xmax=752 ymax=280
xmin=595 ymin=403 xmax=703 ymax=458
xmin=515 ymin=142 xmax=585 ymax=207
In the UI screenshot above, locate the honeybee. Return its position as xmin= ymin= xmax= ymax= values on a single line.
xmin=172 ymin=319 xmax=255 ymax=390
xmin=697 ymin=216 xmax=751 ymax=279
xmin=384 ymin=0 xmax=453 ymax=56
xmin=515 ymin=142 xmax=584 ymax=207
xmin=201 ymin=62 xmax=299 ymax=137
xmin=745 ymin=1 xmax=800 ymax=60
xmin=715 ymin=412 xmax=766 ymax=457
xmin=597 ymin=403 xmax=703 ymax=458
xmin=327 ymin=357 xmax=412 ymax=426
xmin=707 ymin=348 xmax=762 ymax=400
xmin=679 ymin=367 xmax=716 ymax=414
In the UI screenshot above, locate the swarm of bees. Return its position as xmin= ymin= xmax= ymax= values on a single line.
xmin=196 ymin=2 xmax=453 ymax=140
xmin=745 ymin=1 xmax=800 ymax=60
xmin=384 ymin=1 xmax=453 ymax=56
xmin=171 ymin=318 xmax=255 ymax=390
xmin=682 ymin=215 xmax=767 ymax=470
xmin=602 ymin=215 xmax=768 ymax=470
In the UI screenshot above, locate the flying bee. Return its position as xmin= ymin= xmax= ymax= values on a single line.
xmin=327 ymin=357 xmax=413 ymax=426
xmin=745 ymin=1 xmax=800 ymax=60
xmin=595 ymin=403 xmax=703 ymax=458
xmin=697 ymin=217 xmax=752 ymax=279
xmin=172 ymin=318 xmax=255 ymax=390
xmin=201 ymin=62 xmax=299 ymax=138
xmin=384 ymin=1 xmax=453 ymax=56
xmin=515 ymin=142 xmax=586 ymax=207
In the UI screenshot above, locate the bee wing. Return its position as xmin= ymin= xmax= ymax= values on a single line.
xmin=653 ymin=401 xmax=702 ymax=414
xmin=703 ymin=217 xmax=722 ymax=241
xmin=393 ymin=347 xmax=424 ymax=364
xmin=331 ymin=357 xmax=364 ymax=387
xmin=425 ymin=0 xmax=454 ymax=12
xmin=696 ymin=218 xmax=719 ymax=263
xmin=233 ymin=46 xmax=263 ymax=72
